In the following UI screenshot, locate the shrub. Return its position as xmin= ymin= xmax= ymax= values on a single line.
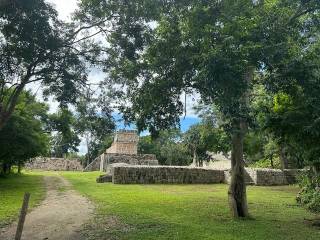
xmin=249 ymin=157 xmax=281 ymax=169
xmin=296 ymin=172 xmax=320 ymax=213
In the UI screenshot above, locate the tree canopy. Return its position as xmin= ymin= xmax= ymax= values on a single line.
xmin=0 ymin=91 xmax=49 ymax=174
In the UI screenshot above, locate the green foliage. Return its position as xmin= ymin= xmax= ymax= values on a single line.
xmin=0 ymin=0 xmax=88 ymax=129
xmin=62 ymin=171 xmax=320 ymax=240
xmin=244 ymin=131 xmax=265 ymax=163
xmin=0 ymin=91 xmax=49 ymax=173
xmin=264 ymin=44 xmax=320 ymax=168
xmin=75 ymin=93 xmax=115 ymax=164
xmin=297 ymin=172 xmax=320 ymax=213
xmin=250 ymin=157 xmax=281 ymax=169
xmin=49 ymin=108 xmax=80 ymax=157
xmin=138 ymin=129 xmax=192 ymax=165
xmin=184 ymin=123 xmax=230 ymax=166
xmin=243 ymin=130 xmax=280 ymax=168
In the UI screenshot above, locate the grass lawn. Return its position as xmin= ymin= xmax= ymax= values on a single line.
xmin=0 ymin=171 xmax=46 ymax=228
xmin=62 ymin=171 xmax=320 ymax=240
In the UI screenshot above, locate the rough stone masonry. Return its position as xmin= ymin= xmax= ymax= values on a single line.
xmin=84 ymin=130 xmax=159 ymax=172
xmin=90 ymin=130 xmax=305 ymax=186
xmin=97 ymin=163 xmax=305 ymax=186
xmin=25 ymin=157 xmax=83 ymax=171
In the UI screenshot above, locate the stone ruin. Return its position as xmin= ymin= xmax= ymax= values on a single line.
xmin=25 ymin=157 xmax=83 ymax=171
xmin=93 ymin=130 xmax=304 ymax=186
xmin=97 ymin=162 xmax=305 ymax=185
xmin=84 ymin=130 xmax=159 ymax=172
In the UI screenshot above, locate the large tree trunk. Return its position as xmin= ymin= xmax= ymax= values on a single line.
xmin=228 ymin=120 xmax=249 ymax=218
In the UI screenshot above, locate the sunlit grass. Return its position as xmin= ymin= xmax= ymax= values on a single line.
xmin=0 ymin=171 xmax=45 ymax=227
xmin=62 ymin=171 xmax=320 ymax=240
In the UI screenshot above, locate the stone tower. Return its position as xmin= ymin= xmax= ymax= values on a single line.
xmin=105 ymin=130 xmax=138 ymax=155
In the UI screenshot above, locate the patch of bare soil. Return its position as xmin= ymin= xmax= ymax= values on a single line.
xmin=0 ymin=175 xmax=94 ymax=240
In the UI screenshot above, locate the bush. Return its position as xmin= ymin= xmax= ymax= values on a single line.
xmin=249 ymin=157 xmax=281 ymax=169
xmin=296 ymin=173 xmax=320 ymax=213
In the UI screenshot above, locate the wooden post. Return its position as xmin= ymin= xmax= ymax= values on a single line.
xmin=15 ymin=192 xmax=30 ymax=240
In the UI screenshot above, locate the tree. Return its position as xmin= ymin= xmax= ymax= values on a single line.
xmin=139 ymin=129 xmax=192 ymax=166
xmin=184 ymin=124 xmax=230 ymax=167
xmin=0 ymin=0 xmax=94 ymax=130
xmin=79 ymin=0 xmax=320 ymax=217
xmin=0 ymin=91 xmax=49 ymax=174
xmin=265 ymin=40 xmax=320 ymax=170
xmin=184 ymin=125 xmax=203 ymax=167
xmin=75 ymin=92 xmax=115 ymax=165
xmin=49 ymin=108 xmax=80 ymax=157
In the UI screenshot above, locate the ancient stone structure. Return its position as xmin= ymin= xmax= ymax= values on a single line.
xmin=93 ymin=130 xmax=304 ymax=186
xmin=84 ymin=130 xmax=159 ymax=172
xmin=25 ymin=157 xmax=83 ymax=171
xmin=97 ymin=163 xmax=304 ymax=185
xmin=100 ymin=153 xmax=158 ymax=172
xmin=106 ymin=130 xmax=138 ymax=155
xmin=224 ymin=168 xmax=306 ymax=186
xmin=97 ymin=163 xmax=225 ymax=184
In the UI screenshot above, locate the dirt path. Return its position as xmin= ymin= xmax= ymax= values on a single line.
xmin=0 ymin=174 xmax=94 ymax=240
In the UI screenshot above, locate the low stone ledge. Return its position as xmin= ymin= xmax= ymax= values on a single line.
xmin=239 ymin=168 xmax=305 ymax=186
xmin=254 ymin=168 xmax=306 ymax=186
xmin=111 ymin=165 xmax=225 ymax=184
xmin=97 ymin=164 xmax=306 ymax=186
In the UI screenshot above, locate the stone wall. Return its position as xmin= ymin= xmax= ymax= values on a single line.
xmin=109 ymin=164 xmax=225 ymax=184
xmin=224 ymin=168 xmax=305 ymax=186
xmin=98 ymin=164 xmax=305 ymax=185
xmin=25 ymin=157 xmax=83 ymax=171
xmin=224 ymin=168 xmax=256 ymax=185
xmin=254 ymin=168 xmax=305 ymax=185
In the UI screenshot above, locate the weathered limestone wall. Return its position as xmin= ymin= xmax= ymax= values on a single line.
xmin=224 ymin=168 xmax=305 ymax=186
xmin=98 ymin=165 xmax=305 ymax=185
xmin=254 ymin=168 xmax=305 ymax=186
xmin=224 ymin=168 xmax=256 ymax=185
xmin=106 ymin=130 xmax=139 ymax=155
xmin=25 ymin=157 xmax=83 ymax=171
xmin=110 ymin=164 xmax=225 ymax=184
